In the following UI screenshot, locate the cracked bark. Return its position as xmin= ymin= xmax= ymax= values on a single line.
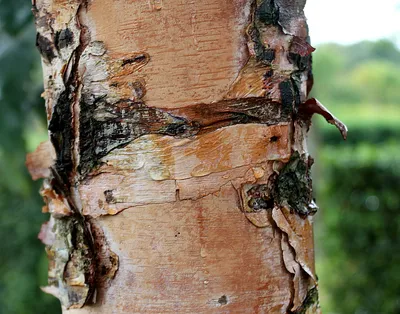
xmin=26 ymin=0 xmax=347 ymax=312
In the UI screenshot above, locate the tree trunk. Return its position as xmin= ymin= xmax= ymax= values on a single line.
xmin=28 ymin=0 xmax=326 ymax=312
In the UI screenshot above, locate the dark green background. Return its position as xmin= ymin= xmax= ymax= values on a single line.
xmin=0 ymin=1 xmax=399 ymax=313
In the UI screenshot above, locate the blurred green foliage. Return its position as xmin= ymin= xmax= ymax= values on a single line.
xmin=313 ymin=40 xmax=400 ymax=105
xmin=0 ymin=1 xmax=60 ymax=313
xmin=313 ymin=41 xmax=400 ymax=313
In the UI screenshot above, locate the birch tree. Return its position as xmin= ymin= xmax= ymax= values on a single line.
xmin=28 ymin=0 xmax=345 ymax=312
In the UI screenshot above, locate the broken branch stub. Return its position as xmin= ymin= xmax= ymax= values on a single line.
xmin=299 ymin=97 xmax=348 ymax=140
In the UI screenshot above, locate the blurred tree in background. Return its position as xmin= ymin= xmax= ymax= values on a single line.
xmin=0 ymin=0 xmax=60 ymax=313
xmin=313 ymin=40 xmax=400 ymax=313
xmin=313 ymin=40 xmax=400 ymax=105
xmin=0 ymin=1 xmax=399 ymax=313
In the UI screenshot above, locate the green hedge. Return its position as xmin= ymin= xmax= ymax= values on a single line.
xmin=316 ymin=142 xmax=400 ymax=313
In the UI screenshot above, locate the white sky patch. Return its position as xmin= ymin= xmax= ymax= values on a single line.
xmin=305 ymin=0 xmax=400 ymax=45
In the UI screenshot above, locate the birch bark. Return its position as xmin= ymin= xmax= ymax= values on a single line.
xmin=28 ymin=0 xmax=323 ymax=312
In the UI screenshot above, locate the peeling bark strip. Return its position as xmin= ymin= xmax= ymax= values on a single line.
xmin=78 ymin=97 xmax=290 ymax=176
xmin=30 ymin=0 xmax=343 ymax=312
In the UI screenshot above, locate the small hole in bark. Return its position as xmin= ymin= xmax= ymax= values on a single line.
xmin=174 ymin=232 xmax=181 ymax=238
xmin=218 ymin=295 xmax=228 ymax=305
xmin=270 ymin=135 xmax=279 ymax=142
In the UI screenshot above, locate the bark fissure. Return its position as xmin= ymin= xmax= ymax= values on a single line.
xmin=33 ymin=1 xmax=120 ymax=309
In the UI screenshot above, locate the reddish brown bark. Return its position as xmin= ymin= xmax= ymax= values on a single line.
xmin=28 ymin=0 xmax=327 ymax=312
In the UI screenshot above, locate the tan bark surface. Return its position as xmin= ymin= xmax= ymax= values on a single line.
xmin=30 ymin=0 xmax=325 ymax=313
xmin=88 ymin=0 xmax=251 ymax=107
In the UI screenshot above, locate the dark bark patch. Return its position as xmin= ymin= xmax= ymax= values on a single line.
xmin=78 ymin=98 xmax=186 ymax=177
xmin=249 ymin=27 xmax=276 ymax=64
xmin=279 ymin=80 xmax=295 ymax=117
xmin=293 ymin=287 xmax=319 ymax=314
xmin=161 ymin=120 xmax=200 ymax=137
xmin=262 ymin=48 xmax=276 ymax=63
xmin=256 ymin=0 xmax=280 ymax=25
xmin=104 ymin=190 xmax=116 ymax=204
xmin=274 ymin=152 xmax=316 ymax=217
xmin=55 ymin=28 xmax=74 ymax=50
xmin=288 ymin=53 xmax=311 ymax=72
xmin=48 ymin=90 xmax=74 ymax=184
xmin=290 ymin=74 xmax=302 ymax=109
xmin=241 ymin=183 xmax=275 ymax=213
xmin=306 ymin=69 xmax=314 ymax=96
xmin=246 ymin=184 xmax=275 ymax=211
xmin=36 ymin=33 xmax=56 ymax=62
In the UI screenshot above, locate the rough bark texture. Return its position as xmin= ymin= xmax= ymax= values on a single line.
xmin=27 ymin=0 xmax=344 ymax=312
